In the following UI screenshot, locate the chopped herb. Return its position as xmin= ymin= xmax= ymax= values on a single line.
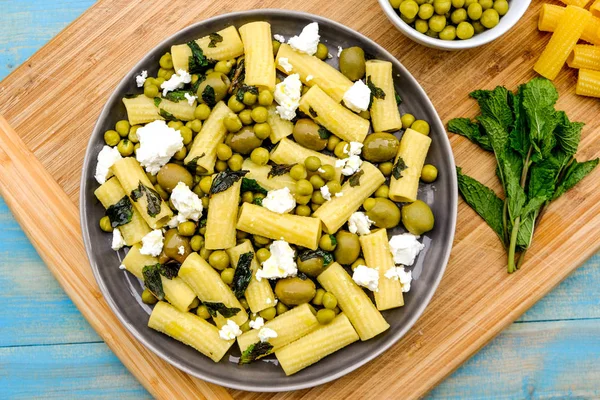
xmin=318 ymin=126 xmax=331 ymax=139
xmin=202 ymin=85 xmax=216 ymax=107
xmin=159 ymin=260 xmax=181 ymax=280
xmin=239 ymin=341 xmax=274 ymax=364
xmin=241 ymin=178 xmax=268 ymax=195
xmin=268 ymin=164 xmax=296 ymax=178
xmin=130 ymin=181 xmax=162 ymax=217
xmin=253 ymin=197 xmax=263 ymax=206
xmin=164 ymin=90 xmax=192 ymax=102
xmin=308 ymin=107 xmax=318 ymax=118
xmin=228 ymin=58 xmax=245 ymax=95
xmin=159 ymin=108 xmax=176 ymax=121
xmin=142 ymin=264 xmax=164 ymax=300
xmin=203 ymin=302 xmax=241 ymax=318
xmin=106 ymin=195 xmax=133 ymax=228
xmin=191 ymin=74 xmax=206 ymax=93
xmin=392 ymin=157 xmax=408 ymax=180
xmin=153 ymin=97 xmax=162 ymax=107
xmin=395 ymin=91 xmax=402 ymax=105
xmin=367 ymin=76 xmax=386 ymax=100
xmin=187 ymin=40 xmax=209 ymax=73
xmin=198 ymin=217 xmax=208 ymax=229
xmin=232 ymin=252 xmax=254 ymax=298
xmin=210 ymin=170 xmax=248 ymax=194
xmin=185 ymin=153 xmax=205 ymax=173
xmin=208 ymin=32 xmax=223 ymax=48
xmin=235 ymin=84 xmax=259 ymax=103
xmin=349 ymin=169 xmax=364 ymax=187
xmin=329 ymin=234 xmax=337 ymax=246
xmin=299 ymin=249 xmax=333 ymax=267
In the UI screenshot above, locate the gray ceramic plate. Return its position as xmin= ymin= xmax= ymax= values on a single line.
xmin=80 ymin=9 xmax=457 ymax=392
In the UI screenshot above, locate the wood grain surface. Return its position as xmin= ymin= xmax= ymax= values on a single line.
xmin=0 ymin=0 xmax=599 ymax=399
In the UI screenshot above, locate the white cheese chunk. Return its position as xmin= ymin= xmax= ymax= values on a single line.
xmin=278 ymin=57 xmax=293 ymax=73
xmin=160 ymin=69 xmax=192 ymax=96
xmin=389 ymin=233 xmax=425 ymax=266
xmin=258 ymin=327 xmax=278 ymax=343
xmin=95 ymin=145 xmax=122 ymax=185
xmin=171 ymin=182 xmax=203 ymax=221
xmin=320 ymin=185 xmax=332 ymax=201
xmin=249 ymin=317 xmax=265 ymax=330
xmin=135 ymin=70 xmax=148 ymax=87
xmin=343 ymin=80 xmax=371 ymax=113
xmin=344 ymin=141 xmax=364 ymax=157
xmin=111 ymin=228 xmax=126 ymax=251
xmin=135 ymin=120 xmax=184 ymax=175
xmin=352 ymin=265 xmax=379 ymax=292
xmin=288 ymin=22 xmax=320 ymax=55
xmin=262 ymin=187 xmax=296 ymax=214
xmin=219 ymin=319 xmax=242 ymax=340
xmin=348 ymin=211 xmax=373 ymax=236
xmin=184 ymin=92 xmax=197 ymax=106
xmin=119 ymin=264 xmax=126 ymax=270
xmin=273 ymin=34 xmax=286 ymax=43
xmin=335 ymin=141 xmax=364 ymax=176
xmin=140 ymin=229 xmax=164 ymax=257
xmin=274 ymin=73 xmax=302 ymax=120
xmin=384 ymin=267 xmax=412 ymax=292
xmin=337 ymin=46 xmax=343 ymax=57
xmin=256 ymin=240 xmax=297 ymax=281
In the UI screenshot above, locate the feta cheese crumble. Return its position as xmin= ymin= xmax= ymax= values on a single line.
xmin=136 ymin=70 xmax=148 ymax=87
xmin=178 ymin=245 xmax=185 ymax=256
xmin=258 ymin=327 xmax=278 ymax=343
xmin=344 ymin=141 xmax=364 ymax=157
xmin=278 ymin=57 xmax=293 ymax=73
xmin=219 ymin=319 xmax=242 ymax=340
xmin=348 ymin=212 xmax=373 ymax=236
xmin=288 ymin=22 xmax=320 ymax=56
xmin=320 ymin=185 xmax=332 ymax=201
xmin=352 ymin=265 xmax=379 ymax=292
xmin=256 ymin=240 xmax=297 ymax=281
xmin=119 ymin=264 xmax=126 ymax=270
xmin=95 ymin=145 xmax=122 ymax=184
xmin=274 ymin=73 xmax=302 ymax=120
xmin=111 ymin=228 xmax=125 ymax=251
xmin=171 ymin=182 xmax=203 ymax=221
xmin=335 ymin=141 xmax=364 ymax=176
xmin=306 ymin=74 xmax=314 ymax=82
xmin=135 ymin=120 xmax=184 ymax=175
xmin=337 ymin=46 xmax=343 ymax=57
xmin=389 ymin=233 xmax=425 ymax=266
xmin=184 ymin=92 xmax=197 ymax=106
xmin=249 ymin=317 xmax=265 ymax=330
xmin=384 ymin=267 xmax=412 ymax=292
xmin=273 ymin=34 xmax=286 ymax=43
xmin=160 ymin=69 xmax=192 ymax=96
xmin=167 ymin=216 xmax=180 ymax=229
xmin=140 ymin=229 xmax=164 ymax=257
xmin=262 ymin=187 xmax=296 ymax=214
xmin=343 ymin=80 xmax=371 ymax=113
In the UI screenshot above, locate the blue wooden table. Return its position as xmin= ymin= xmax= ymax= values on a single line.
xmin=1 ymin=1 xmax=599 ymax=398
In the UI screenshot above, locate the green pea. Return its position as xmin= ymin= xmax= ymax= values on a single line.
xmin=276 ymin=302 xmax=289 ymax=315
xmin=326 ymin=180 xmax=342 ymax=195
xmin=390 ymin=0 xmax=402 ymax=7
xmin=259 ymin=306 xmax=277 ymax=320
xmin=144 ymin=84 xmax=159 ymax=98
xmin=190 ymin=119 xmax=202 ymax=133
xmin=428 ymin=15 xmax=447 ymax=33
xmin=190 ymin=235 xmax=204 ymax=252
xmin=415 ymin=19 xmax=429 ymax=34
xmin=214 ymin=60 xmax=232 ymax=74
xmin=173 ymin=146 xmax=187 ymax=161
xmin=241 ymin=191 xmax=254 ymax=203
xmin=318 ymin=165 xmax=336 ymax=181
xmin=316 ymin=308 xmax=336 ymax=325
xmin=216 ymin=143 xmax=233 ymax=161
xmin=467 ymin=2 xmax=483 ymax=20
xmin=127 ymin=126 xmax=140 ymax=143
xmin=227 ymin=96 xmax=245 ymax=113
xmin=258 ymin=90 xmax=274 ymax=106
xmin=439 ymin=25 xmax=457 ymax=40
xmin=223 ymin=114 xmax=242 ymax=133
xmin=208 ymin=250 xmax=230 ymax=270
xmin=401 ymin=113 xmax=416 ymax=129
xmin=433 ymin=0 xmax=451 ymax=15
xmin=215 ymin=160 xmax=228 ymax=172
xmin=379 ymin=161 xmax=393 ymax=177
xmin=400 ymin=14 xmax=416 ymax=25
xmin=253 ymin=235 xmax=271 ymax=247
xmin=290 ymin=164 xmax=307 ymax=180
xmin=242 ymin=91 xmax=257 ymax=106
xmin=196 ymin=305 xmax=210 ymax=319
xmin=117 ymin=139 xmax=134 ymax=156
xmin=227 ymin=154 xmax=244 ymax=171
xmin=250 ymin=147 xmax=270 ymax=165
xmin=256 ymin=248 xmax=271 ymax=264
xmin=479 ymin=0 xmax=493 ymax=10
xmin=251 ymin=107 xmax=268 ymax=123
xmin=199 ymin=247 xmax=212 ymax=260
xmin=221 ymin=268 xmax=235 ymax=285
xmin=452 ymin=0 xmax=465 ymax=6
xmin=304 ymin=156 xmax=322 ymax=172
xmin=315 ymin=43 xmax=329 ymax=60
xmin=418 ymin=3 xmax=434 ymax=19
xmin=319 ymin=234 xmax=337 ymax=251
xmin=238 ymin=109 xmax=253 ymax=125
xmin=309 ymin=174 xmax=325 ymax=189
xmin=239 ymin=298 xmax=250 ymax=310
xmin=451 ymin=8 xmax=468 ymax=24
xmin=472 ymin=21 xmax=486 ymax=34
xmin=311 ymin=190 xmax=326 ymax=205
xmin=159 ymin=53 xmax=173 ymax=69
xmin=295 ymin=194 xmax=311 ymax=205
xmin=375 ymin=184 xmax=390 ymax=198
xmin=363 ymin=197 xmax=377 ymax=211
xmin=296 ymin=179 xmax=313 ymax=196
xmin=465 ymin=0 xmax=477 ymax=4
xmin=194 ymin=104 xmax=211 ymax=120
xmin=327 ymin=135 xmax=341 ymax=152
xmin=421 ymin=164 xmax=438 ymax=183
xmin=99 ymin=216 xmax=113 ymax=232
xmin=480 ymin=8 xmax=499 ymax=28
xmin=494 ymin=0 xmax=509 ymax=16
xmin=296 ymin=205 xmax=311 ymax=217
xmin=178 ymin=126 xmax=192 ymax=145
xmin=141 ymin=288 xmax=158 ymax=305
xmin=400 ymin=0 xmax=419 ymax=19
xmin=322 ymin=292 xmax=338 ymax=309
xmin=253 ymin=123 xmax=271 ymax=140
xmin=178 ymin=221 xmax=196 ymax=237
xmin=411 ymin=120 xmax=431 ymax=135
xmin=199 ymin=176 xmax=212 ymax=194
xmin=351 ymin=258 xmax=365 ymax=270
xmin=457 ymin=21 xmax=476 ymax=39
xmin=312 ymin=288 xmax=325 ymax=306
xmin=115 ymin=120 xmax=130 ymax=137
xmin=333 ymin=141 xmax=348 ymax=159
xmin=272 ymin=40 xmax=281 ymax=55
xmin=104 ymin=130 xmax=120 ymax=146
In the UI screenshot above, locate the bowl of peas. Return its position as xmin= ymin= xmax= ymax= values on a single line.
xmin=378 ymin=0 xmax=531 ymax=50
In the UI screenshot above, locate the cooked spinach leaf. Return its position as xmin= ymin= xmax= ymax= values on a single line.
xmin=210 ymin=170 xmax=248 ymax=194
xmin=159 ymin=260 xmax=181 ymax=280
xmin=208 ymin=32 xmax=223 ymax=48
xmin=308 ymin=106 xmax=318 ymax=118
xmin=203 ymin=302 xmax=241 ymax=318
xmin=239 ymin=341 xmax=273 ymax=364
xmin=187 ymin=40 xmax=209 ymax=73
xmin=130 ymin=181 xmax=162 ymax=217
xmin=202 ymin=85 xmax=216 ymax=107
xmin=159 ymin=108 xmax=176 ymax=121
xmin=142 ymin=264 xmax=165 ymax=300
xmin=241 ymin=178 xmax=268 ymax=195
xmin=395 ymin=91 xmax=402 ymax=105
xmin=232 ymin=252 xmax=254 ymax=298
xmin=318 ymin=126 xmax=331 ymax=139
xmin=106 ymin=195 xmax=133 ymax=228
xmin=253 ymin=197 xmax=263 ymax=206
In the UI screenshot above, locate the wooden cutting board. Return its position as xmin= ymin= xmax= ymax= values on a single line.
xmin=0 ymin=0 xmax=598 ymax=399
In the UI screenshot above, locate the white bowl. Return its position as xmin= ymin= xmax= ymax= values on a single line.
xmin=378 ymin=0 xmax=531 ymax=50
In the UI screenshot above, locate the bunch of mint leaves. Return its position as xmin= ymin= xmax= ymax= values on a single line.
xmin=449 ymin=77 xmax=598 ymax=273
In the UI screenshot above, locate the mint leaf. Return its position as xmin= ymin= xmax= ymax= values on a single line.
xmin=159 ymin=260 xmax=181 ymax=280
xmin=202 ymin=85 xmax=216 ymax=107
xmin=239 ymin=341 xmax=273 ymax=364
xmin=154 ymin=97 xmax=162 ymax=107
xmin=164 ymin=90 xmax=192 ymax=103
xmin=268 ymin=164 xmax=295 ymax=178
xmin=470 ymin=86 xmax=514 ymax=132
xmin=187 ymin=40 xmax=209 ymax=73
xmin=159 ymin=108 xmax=176 ymax=121
xmin=210 ymin=170 xmax=248 ymax=195
xmin=366 ymin=76 xmax=385 ymax=99
xmin=142 ymin=264 xmax=164 ymax=300
xmin=203 ymin=302 xmax=241 ymax=318
xmin=522 ymin=77 xmax=559 ymax=159
xmin=447 ymin=118 xmax=492 ymax=151
xmin=208 ymin=32 xmax=223 ymax=48
xmin=392 ymin=157 xmax=408 ymax=180
xmin=554 ymin=111 xmax=583 ymax=157
xmin=509 ymin=84 xmax=530 ymax=158
xmin=131 ymin=182 xmax=162 ymax=217
xmin=241 ymin=178 xmax=268 ymax=195
xmin=553 ymin=158 xmax=599 ymax=200
xmin=349 ymin=169 xmax=364 ymax=187
xmin=232 ymin=252 xmax=254 ymax=298
xmin=235 ymin=84 xmax=258 ymax=103
xmin=106 ymin=195 xmax=133 ymax=228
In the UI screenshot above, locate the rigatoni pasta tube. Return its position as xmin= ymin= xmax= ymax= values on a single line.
xmin=389 ymin=128 xmax=432 ymax=203
xmin=157 ymin=97 xmax=195 ymax=121
xmin=239 ymin=22 xmax=276 ymax=90
xmin=276 ymin=43 xmax=353 ymax=102
xmin=226 ymin=240 xmax=275 ymax=313
xmin=567 ymin=45 xmax=600 ymax=70
xmin=534 ymin=6 xmax=591 ymax=80
xmin=112 ymin=157 xmax=173 ymax=229
xmin=576 ymin=68 xmax=600 ymax=97
xmin=242 ymin=159 xmax=297 ymax=194
xmin=558 ymin=0 xmax=590 ymax=7
xmin=148 ymin=302 xmax=233 ymax=362
xmin=122 ymin=96 xmax=161 ymax=126
xmin=184 ymin=101 xmax=232 ymax=174
xmin=299 ymin=85 xmax=370 ymax=143
xmin=204 ymin=178 xmax=241 ymax=250
xmin=275 ymin=313 xmax=359 ymax=376
xmin=94 ymin=177 xmax=151 ymax=245
xmin=591 ymin=0 xmax=600 ymax=18
xmin=360 ymin=229 xmax=403 ymax=311
xmin=538 ymin=4 xmax=600 ymax=45
xmin=267 ymin=105 xmax=294 ymax=143
xmin=236 ymin=203 xmax=322 ymax=250
xmin=317 ymin=263 xmax=389 ymax=340
xmin=366 ymin=60 xmax=402 ymax=132
xmin=237 ymin=304 xmax=319 ymax=352
xmin=171 ymin=26 xmax=244 ymax=71
xmin=313 ymin=162 xmax=385 ymax=234
xmin=179 ymin=253 xmax=248 ymax=327
xmin=271 ymin=138 xmax=342 ymax=180
xmin=122 ymin=244 xmax=197 ymax=312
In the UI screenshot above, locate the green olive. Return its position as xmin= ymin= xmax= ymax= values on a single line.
xmin=226 ymin=126 xmax=262 ymax=154
xmin=196 ymin=72 xmax=231 ymax=104
xmin=366 ymin=198 xmax=401 ymax=229
xmin=362 ymin=132 xmax=400 ymax=163
xmin=163 ymin=229 xmax=192 ymax=263
xmin=339 ymin=47 xmax=366 ymax=81
xmin=402 ymin=200 xmax=435 ymax=235
xmin=333 ymin=231 xmax=360 ymax=265
xmin=274 ymin=276 xmax=316 ymax=306
xmin=297 ymin=256 xmax=325 ymax=278
xmin=156 ymin=163 xmax=193 ymax=193
xmin=315 ymin=43 xmax=329 ymax=60
xmin=292 ymin=119 xmax=328 ymax=151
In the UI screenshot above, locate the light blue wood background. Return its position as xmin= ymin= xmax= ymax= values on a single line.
xmin=1 ymin=1 xmax=599 ymax=398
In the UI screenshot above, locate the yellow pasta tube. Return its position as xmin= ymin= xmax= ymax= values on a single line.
xmin=148 ymin=302 xmax=233 ymax=362
xmin=226 ymin=240 xmax=275 ymax=313
xmin=576 ymin=68 xmax=600 ymax=97
xmin=94 ymin=178 xmax=151 ymax=245
xmin=204 ymin=178 xmax=242 ymax=250
xmin=111 ymin=157 xmax=173 ymax=229
xmin=317 ymin=263 xmax=389 ymax=341
xmin=539 ymin=4 xmax=600 ymax=45
xmin=236 ymin=203 xmax=322 ymax=250
xmin=558 ymin=0 xmax=590 ymax=6
xmin=568 ymin=45 xmax=600 ymax=70
xmin=179 ymin=253 xmax=248 ymax=327
xmin=389 ymin=128 xmax=432 ymax=203
xmin=534 ymin=6 xmax=592 ymax=80
xmin=276 ymin=43 xmax=353 ymax=103
xmin=360 ymin=229 xmax=404 ymax=311
xmin=591 ymin=0 xmax=600 ymax=18
xmin=157 ymin=98 xmax=195 ymax=121
xmin=275 ymin=313 xmax=359 ymax=376
xmin=236 ymin=303 xmax=319 ymax=352
xmin=366 ymin=60 xmax=402 ymax=132
xmin=121 ymin=244 xmax=197 ymax=312
xmin=184 ymin=101 xmax=232 ymax=174
xmin=122 ymin=96 xmax=162 ymax=126
xmin=313 ymin=162 xmax=385 ymax=234
xmin=242 ymin=159 xmax=298 ymax=194
xmin=239 ymin=22 xmax=276 ymax=91
xmin=267 ymin=105 xmax=294 ymax=143
xmin=270 ymin=138 xmax=342 ymax=180
xmin=171 ymin=26 xmax=245 ymax=71
xmin=299 ymin=86 xmax=370 ymax=143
